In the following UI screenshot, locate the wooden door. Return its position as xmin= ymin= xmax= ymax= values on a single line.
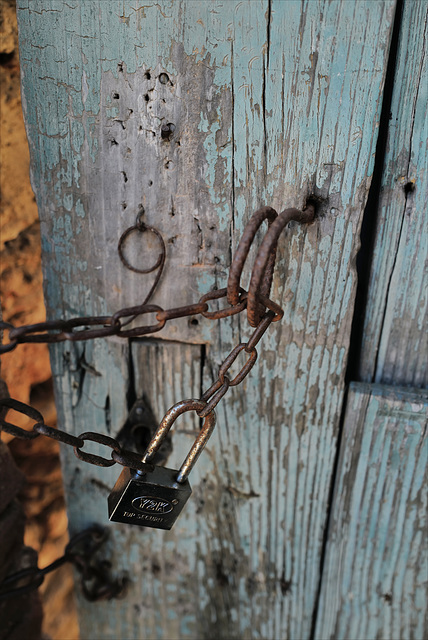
xmin=16 ymin=1 xmax=426 ymax=638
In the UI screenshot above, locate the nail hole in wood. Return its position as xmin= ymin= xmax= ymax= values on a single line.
xmin=304 ymin=196 xmax=321 ymax=216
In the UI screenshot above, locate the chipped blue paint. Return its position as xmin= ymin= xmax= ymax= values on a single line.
xmin=316 ymin=383 xmax=427 ymax=640
xmin=359 ymin=0 xmax=427 ymax=387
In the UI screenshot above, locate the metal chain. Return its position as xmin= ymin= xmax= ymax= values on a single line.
xmin=0 ymin=525 xmax=129 ymax=601
xmin=0 ymin=397 xmax=155 ymax=472
xmin=0 ymin=204 xmax=314 ymax=352
xmin=0 ymin=203 xmax=315 ymax=456
xmin=197 ymin=307 xmax=281 ymax=417
xmin=0 ymin=301 xmax=282 ymax=455
xmin=0 ymin=204 xmax=314 ymax=604
xmin=0 ymin=287 xmax=250 ymax=351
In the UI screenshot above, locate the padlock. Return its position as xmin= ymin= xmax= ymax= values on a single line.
xmin=108 ymin=399 xmax=215 ymax=530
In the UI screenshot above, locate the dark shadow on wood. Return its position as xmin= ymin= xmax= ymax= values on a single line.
xmin=345 ymin=0 xmax=404 ymax=386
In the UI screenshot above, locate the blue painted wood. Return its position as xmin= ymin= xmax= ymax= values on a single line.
xmin=315 ymin=382 xmax=427 ymax=640
xmin=359 ymin=0 xmax=427 ymax=387
xmin=16 ymin=1 xmax=396 ymax=638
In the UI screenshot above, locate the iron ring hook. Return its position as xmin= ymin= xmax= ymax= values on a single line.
xmin=118 ymin=212 xmax=166 ymax=275
xmin=227 ymin=206 xmax=278 ymax=310
xmin=247 ymin=205 xmax=315 ymax=327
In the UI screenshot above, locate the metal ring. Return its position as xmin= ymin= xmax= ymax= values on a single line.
xmin=118 ymin=218 xmax=165 ymax=275
xmin=111 ymin=304 xmax=166 ymax=338
xmin=246 ymin=311 xmax=276 ymax=352
xmin=111 ymin=449 xmax=155 ymax=473
xmin=62 ymin=316 xmax=120 ymax=341
xmin=156 ymin=301 xmax=209 ymax=323
xmin=9 ymin=320 xmax=69 ymax=344
xmin=218 ymin=343 xmax=258 ymax=386
xmin=34 ymin=423 xmax=85 ymax=448
xmin=199 ymin=377 xmax=231 ymax=417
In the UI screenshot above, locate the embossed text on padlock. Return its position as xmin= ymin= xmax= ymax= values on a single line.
xmin=108 ymin=399 xmax=215 ymax=530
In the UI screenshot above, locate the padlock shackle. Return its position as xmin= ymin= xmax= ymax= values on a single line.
xmin=141 ymin=399 xmax=216 ymax=483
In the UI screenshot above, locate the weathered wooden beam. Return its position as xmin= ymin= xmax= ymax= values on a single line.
xmin=315 ymin=382 xmax=427 ymax=640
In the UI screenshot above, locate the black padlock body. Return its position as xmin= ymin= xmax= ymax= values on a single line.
xmin=108 ymin=466 xmax=192 ymax=530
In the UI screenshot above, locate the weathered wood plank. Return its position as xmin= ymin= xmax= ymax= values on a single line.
xmin=315 ymin=382 xmax=427 ymax=640
xmin=17 ymin=1 xmax=396 ymax=638
xmin=197 ymin=3 xmax=397 ymax=638
xmin=359 ymin=0 xmax=428 ymax=387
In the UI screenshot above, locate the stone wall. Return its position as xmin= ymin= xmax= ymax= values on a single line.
xmin=1 ymin=2 xmax=79 ymax=638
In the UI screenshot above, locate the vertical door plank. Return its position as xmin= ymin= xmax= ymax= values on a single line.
xmin=359 ymin=0 xmax=428 ymax=387
xmin=16 ymin=1 xmax=396 ymax=638
xmin=67 ymin=339 xmax=204 ymax=640
xmin=315 ymin=382 xmax=427 ymax=640
xmin=200 ymin=2 xmax=397 ymax=638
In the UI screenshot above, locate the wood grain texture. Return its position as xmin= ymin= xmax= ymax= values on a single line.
xmin=16 ymin=1 xmax=396 ymax=638
xmin=359 ymin=0 xmax=428 ymax=388
xmin=315 ymin=382 xmax=427 ymax=640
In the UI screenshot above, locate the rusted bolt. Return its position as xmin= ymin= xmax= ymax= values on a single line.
xmin=161 ymin=123 xmax=176 ymax=140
